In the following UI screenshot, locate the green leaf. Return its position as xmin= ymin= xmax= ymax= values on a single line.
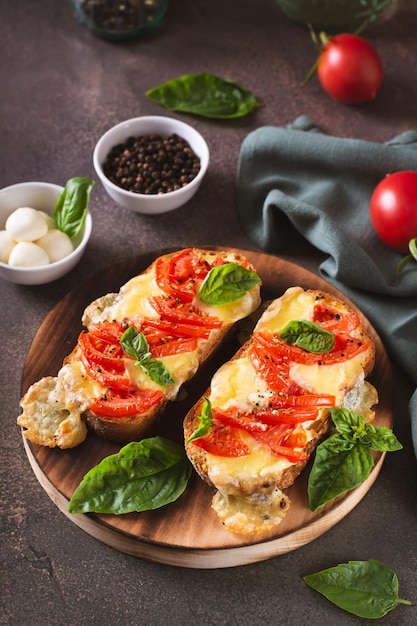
xmin=146 ymin=73 xmax=261 ymax=119
xmin=329 ymin=407 xmax=365 ymax=439
xmin=304 ymin=560 xmax=412 ymax=618
xmin=308 ymin=408 xmax=403 ymax=510
xmin=308 ymin=435 xmax=374 ymax=511
xmin=363 ymin=423 xmax=403 ymax=452
xmin=68 ymin=437 xmax=192 ymax=514
xmin=330 ymin=407 xmax=403 ymax=451
xmin=121 ymin=327 xmax=149 ymax=360
xmin=186 ymin=397 xmax=214 ymax=443
xmin=198 ymin=263 xmax=260 ymax=305
xmin=54 ymin=177 xmax=94 ymax=238
xmin=279 ymin=320 xmax=335 ymax=353
xmin=120 ymin=326 xmax=174 ymax=386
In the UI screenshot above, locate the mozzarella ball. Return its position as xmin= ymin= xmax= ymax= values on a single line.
xmin=6 ymin=207 xmax=48 ymax=242
xmin=37 ymin=229 xmax=74 ymax=263
xmin=8 ymin=241 xmax=50 ymax=267
xmin=39 ymin=211 xmax=57 ymax=230
xmin=0 ymin=230 xmax=16 ymax=263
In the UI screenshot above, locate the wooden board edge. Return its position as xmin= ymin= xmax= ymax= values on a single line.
xmin=22 ymin=432 xmax=386 ymax=569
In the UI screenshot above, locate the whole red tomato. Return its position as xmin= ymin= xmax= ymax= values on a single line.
xmin=370 ymin=171 xmax=417 ymax=254
xmin=317 ymin=33 xmax=383 ymax=104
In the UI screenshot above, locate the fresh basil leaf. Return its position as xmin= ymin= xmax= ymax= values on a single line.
xmin=304 ymin=560 xmax=411 ymax=618
xmin=54 ymin=177 xmax=94 ymax=238
xmin=308 ymin=435 xmax=373 ymax=511
xmin=68 ymin=437 xmax=192 ymax=514
xmin=330 ymin=407 xmax=403 ymax=451
xmin=279 ymin=320 xmax=335 ymax=353
xmin=198 ymin=263 xmax=260 ymax=305
xmin=120 ymin=327 xmax=174 ymax=386
xmin=121 ymin=327 xmax=149 ymax=360
xmin=363 ymin=423 xmax=403 ymax=452
xmin=329 ymin=407 xmax=365 ymax=439
xmin=186 ymin=397 xmax=214 ymax=443
xmin=140 ymin=356 xmax=174 ymax=386
xmin=146 ymin=73 xmax=261 ymax=119
xmin=309 ymin=408 xmax=403 ymax=510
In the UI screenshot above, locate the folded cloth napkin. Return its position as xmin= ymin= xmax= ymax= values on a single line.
xmin=236 ymin=115 xmax=417 ymax=457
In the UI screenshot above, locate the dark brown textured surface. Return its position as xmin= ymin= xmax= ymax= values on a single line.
xmin=2 ymin=0 xmax=417 ymax=624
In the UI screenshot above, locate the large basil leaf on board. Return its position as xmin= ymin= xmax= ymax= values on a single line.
xmin=308 ymin=408 xmax=402 ymax=511
xmin=146 ymin=73 xmax=261 ymax=119
xmin=68 ymin=437 xmax=192 ymax=514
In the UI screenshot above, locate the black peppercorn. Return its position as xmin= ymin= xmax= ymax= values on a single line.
xmin=103 ymin=133 xmax=201 ymax=195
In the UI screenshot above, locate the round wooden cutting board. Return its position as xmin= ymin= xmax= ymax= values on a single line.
xmin=20 ymin=248 xmax=393 ymax=569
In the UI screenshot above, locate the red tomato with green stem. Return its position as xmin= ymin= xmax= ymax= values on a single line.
xmin=316 ymin=33 xmax=383 ymax=104
xmin=370 ymin=171 xmax=417 ymax=254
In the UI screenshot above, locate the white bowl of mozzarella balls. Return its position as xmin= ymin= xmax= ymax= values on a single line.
xmin=0 ymin=181 xmax=92 ymax=285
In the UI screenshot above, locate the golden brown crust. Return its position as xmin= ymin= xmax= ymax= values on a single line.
xmin=184 ymin=395 xmax=212 ymax=484
xmin=82 ymin=404 xmax=170 ymax=444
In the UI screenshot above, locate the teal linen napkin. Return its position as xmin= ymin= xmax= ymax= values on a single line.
xmin=236 ymin=115 xmax=417 ymax=457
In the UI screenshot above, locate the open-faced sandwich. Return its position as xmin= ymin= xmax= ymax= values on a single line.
xmin=18 ymin=248 xmax=261 ymax=448
xmin=184 ymin=286 xmax=378 ymax=536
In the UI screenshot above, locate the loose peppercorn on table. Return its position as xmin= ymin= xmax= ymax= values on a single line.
xmin=2 ymin=1 xmax=417 ymax=625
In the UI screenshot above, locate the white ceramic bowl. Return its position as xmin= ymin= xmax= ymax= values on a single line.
xmin=93 ymin=116 xmax=209 ymax=214
xmin=0 ymin=181 xmax=92 ymax=285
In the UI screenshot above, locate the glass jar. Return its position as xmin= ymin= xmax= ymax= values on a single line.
xmin=70 ymin=0 xmax=170 ymax=41
xmin=275 ymin=0 xmax=394 ymax=32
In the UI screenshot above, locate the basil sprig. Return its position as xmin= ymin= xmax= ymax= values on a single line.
xmin=279 ymin=319 xmax=335 ymax=353
xmin=68 ymin=437 xmax=192 ymax=514
xmin=198 ymin=263 xmax=260 ymax=306
xmin=54 ymin=177 xmax=94 ymax=238
xmin=304 ymin=560 xmax=411 ymax=619
xmin=308 ymin=408 xmax=402 ymax=511
xmin=146 ymin=73 xmax=261 ymax=119
xmin=121 ymin=326 xmax=174 ymax=386
xmin=186 ymin=397 xmax=214 ymax=443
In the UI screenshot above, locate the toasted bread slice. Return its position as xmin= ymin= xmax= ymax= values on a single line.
xmin=184 ymin=286 xmax=378 ymax=535
xmin=18 ymin=248 xmax=261 ymax=448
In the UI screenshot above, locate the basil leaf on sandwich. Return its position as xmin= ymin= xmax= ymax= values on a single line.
xmin=186 ymin=397 xmax=214 ymax=443
xmin=279 ymin=319 xmax=335 ymax=353
xmin=198 ymin=263 xmax=260 ymax=305
xmin=121 ymin=326 xmax=174 ymax=386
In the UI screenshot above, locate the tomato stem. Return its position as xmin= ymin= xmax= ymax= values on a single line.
xmin=301 ymin=25 xmax=327 ymax=88
xmin=409 ymin=237 xmax=417 ymax=261
xmin=393 ymin=238 xmax=417 ymax=283
xmin=301 ymin=56 xmax=320 ymax=88
xmin=301 ymin=18 xmax=372 ymax=89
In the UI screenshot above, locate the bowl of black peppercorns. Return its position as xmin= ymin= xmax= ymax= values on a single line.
xmin=93 ymin=116 xmax=209 ymax=214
